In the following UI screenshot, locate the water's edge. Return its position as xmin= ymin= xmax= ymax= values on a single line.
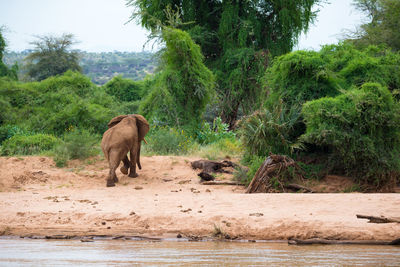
xmin=1 ymin=234 xmax=399 ymax=247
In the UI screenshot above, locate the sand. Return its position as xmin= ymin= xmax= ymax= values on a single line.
xmin=0 ymin=155 xmax=399 ymax=241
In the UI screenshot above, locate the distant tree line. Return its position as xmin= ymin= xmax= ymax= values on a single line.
xmin=4 ymin=48 xmax=157 ymax=85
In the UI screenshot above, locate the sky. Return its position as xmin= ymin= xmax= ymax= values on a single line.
xmin=0 ymin=0 xmax=365 ymax=53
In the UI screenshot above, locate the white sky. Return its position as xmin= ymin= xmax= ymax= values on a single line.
xmin=0 ymin=0 xmax=364 ymax=52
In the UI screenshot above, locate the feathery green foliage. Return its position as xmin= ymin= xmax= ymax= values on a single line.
xmin=301 ymin=83 xmax=400 ymax=189
xmin=240 ymin=43 xmax=400 ymax=189
xmin=139 ymin=27 xmax=214 ymax=127
xmin=103 ymin=75 xmax=143 ymax=102
xmin=265 ymin=50 xmax=341 ymax=108
xmin=320 ymin=44 xmax=400 ymax=94
xmin=129 ymin=0 xmax=321 ymax=126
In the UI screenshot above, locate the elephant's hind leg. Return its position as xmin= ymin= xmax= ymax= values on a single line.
xmin=128 ymin=147 xmax=138 ymax=178
xmin=106 ymin=151 xmax=120 ymax=187
xmin=120 ymin=155 xmax=130 ymax=175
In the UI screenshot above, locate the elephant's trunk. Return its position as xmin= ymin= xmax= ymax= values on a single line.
xmin=137 ymin=141 xmax=142 ymax=170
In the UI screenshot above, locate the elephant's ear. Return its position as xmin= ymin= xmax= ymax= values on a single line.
xmin=107 ymin=115 xmax=128 ymax=128
xmin=134 ymin=114 xmax=150 ymax=141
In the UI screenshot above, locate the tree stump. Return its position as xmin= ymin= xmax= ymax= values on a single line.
xmin=246 ymin=154 xmax=309 ymax=193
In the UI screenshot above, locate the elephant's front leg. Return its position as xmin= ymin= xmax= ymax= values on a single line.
xmin=120 ymin=155 xmax=130 ymax=175
xmin=128 ymin=146 xmax=138 ymax=178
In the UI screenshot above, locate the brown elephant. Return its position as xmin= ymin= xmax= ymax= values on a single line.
xmin=101 ymin=114 xmax=150 ymax=187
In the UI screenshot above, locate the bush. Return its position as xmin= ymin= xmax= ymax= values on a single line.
xmin=144 ymin=126 xmax=193 ymax=155
xmin=193 ymin=137 xmax=242 ymax=160
xmin=264 ymin=50 xmax=340 ymax=108
xmin=239 ymin=103 xmax=303 ymax=158
xmin=103 ymin=75 xmax=143 ymax=102
xmin=301 ymin=82 xmax=400 ymax=189
xmin=0 ymin=124 xmax=28 ymax=144
xmin=320 ymin=44 xmax=400 ymax=94
xmin=0 ymin=133 xmax=58 ymax=155
xmin=196 ymin=117 xmax=236 ymax=144
xmin=38 ymin=70 xmax=94 ymax=97
xmin=0 ymin=72 xmax=121 ymax=136
xmin=53 ymin=129 xmax=100 ymax=167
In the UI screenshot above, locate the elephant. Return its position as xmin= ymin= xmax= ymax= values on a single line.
xmin=101 ymin=114 xmax=149 ymax=187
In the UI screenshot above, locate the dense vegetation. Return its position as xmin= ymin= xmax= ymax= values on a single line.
xmin=1 ymin=0 xmax=400 ymax=191
xmin=240 ymin=43 xmax=400 ymax=190
xmin=129 ymin=0 xmax=322 ymax=127
xmin=139 ymin=27 xmax=215 ymax=128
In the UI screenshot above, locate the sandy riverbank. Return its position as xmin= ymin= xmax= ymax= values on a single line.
xmin=0 ymin=156 xmax=399 ymax=241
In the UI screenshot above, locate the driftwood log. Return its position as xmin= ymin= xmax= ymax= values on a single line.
xmin=246 ymin=154 xmax=311 ymax=193
xmin=356 ymin=214 xmax=400 ymax=224
xmin=288 ymin=238 xmax=400 ymax=245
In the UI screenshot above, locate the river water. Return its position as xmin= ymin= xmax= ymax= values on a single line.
xmin=0 ymin=238 xmax=399 ymax=266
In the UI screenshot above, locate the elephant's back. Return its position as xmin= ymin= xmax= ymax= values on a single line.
xmin=101 ymin=125 xmax=136 ymax=151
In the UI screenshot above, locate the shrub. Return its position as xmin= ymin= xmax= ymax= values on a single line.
xmin=264 ymin=50 xmax=340 ymax=109
xmin=239 ymin=155 xmax=265 ymax=186
xmin=0 ymin=133 xmax=58 ymax=155
xmin=38 ymin=70 xmax=94 ymax=97
xmin=103 ymin=75 xmax=143 ymax=102
xmin=239 ymin=103 xmax=303 ymax=158
xmin=193 ymin=137 xmax=242 ymax=160
xmin=144 ymin=126 xmax=193 ymax=155
xmin=196 ymin=117 xmax=236 ymax=145
xmin=0 ymin=72 xmax=122 ymax=136
xmin=53 ymin=129 xmax=100 ymax=167
xmin=301 ymin=82 xmax=400 ymax=189
xmin=0 ymin=125 xmax=28 ymax=144
xmin=320 ymin=44 xmax=400 ymax=95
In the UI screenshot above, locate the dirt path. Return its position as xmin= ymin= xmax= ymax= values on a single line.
xmin=0 ymin=156 xmax=399 ymax=241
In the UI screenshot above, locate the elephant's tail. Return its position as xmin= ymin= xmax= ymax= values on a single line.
xmin=137 ymin=141 xmax=142 ymax=170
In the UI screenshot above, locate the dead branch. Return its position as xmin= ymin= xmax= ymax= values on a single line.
xmin=356 ymin=214 xmax=400 ymax=224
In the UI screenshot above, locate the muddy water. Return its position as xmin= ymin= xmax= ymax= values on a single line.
xmin=0 ymin=238 xmax=399 ymax=266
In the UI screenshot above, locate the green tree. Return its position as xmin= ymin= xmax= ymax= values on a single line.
xmin=25 ymin=33 xmax=81 ymax=81
xmin=128 ymin=0 xmax=321 ymax=127
xmin=139 ymin=27 xmax=214 ymax=127
xmin=350 ymin=0 xmax=400 ymax=51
